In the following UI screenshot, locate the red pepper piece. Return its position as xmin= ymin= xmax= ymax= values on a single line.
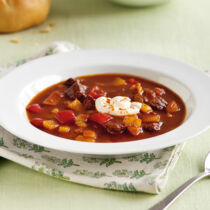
xmin=30 ymin=118 xmax=44 ymax=128
xmin=27 ymin=104 xmax=43 ymax=114
xmin=89 ymin=86 xmax=105 ymax=99
xmin=128 ymin=78 xmax=138 ymax=84
xmin=56 ymin=110 xmax=76 ymax=124
xmin=89 ymin=113 xmax=112 ymax=125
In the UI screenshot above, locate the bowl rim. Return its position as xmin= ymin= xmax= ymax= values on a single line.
xmin=0 ymin=49 xmax=210 ymax=155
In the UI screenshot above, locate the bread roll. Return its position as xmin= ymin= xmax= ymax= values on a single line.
xmin=0 ymin=0 xmax=51 ymax=33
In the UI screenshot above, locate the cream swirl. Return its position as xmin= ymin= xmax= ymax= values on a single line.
xmin=95 ymin=96 xmax=142 ymax=116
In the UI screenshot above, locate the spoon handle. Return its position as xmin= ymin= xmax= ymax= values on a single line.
xmin=149 ymin=172 xmax=209 ymax=210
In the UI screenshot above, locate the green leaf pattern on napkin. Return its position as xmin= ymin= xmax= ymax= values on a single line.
xmin=112 ymin=169 xmax=148 ymax=179
xmin=42 ymin=155 xmax=80 ymax=168
xmin=104 ymin=181 xmax=137 ymax=192
xmin=73 ymin=170 xmax=109 ymax=178
xmin=0 ymin=138 xmax=8 ymax=148
xmin=13 ymin=138 xmax=50 ymax=152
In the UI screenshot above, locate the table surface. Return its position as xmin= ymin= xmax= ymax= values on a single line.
xmin=1 ymin=0 xmax=210 ymax=209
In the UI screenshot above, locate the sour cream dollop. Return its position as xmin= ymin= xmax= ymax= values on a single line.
xmin=95 ymin=96 xmax=142 ymax=116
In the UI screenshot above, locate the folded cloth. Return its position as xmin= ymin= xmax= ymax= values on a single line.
xmin=0 ymin=42 xmax=184 ymax=194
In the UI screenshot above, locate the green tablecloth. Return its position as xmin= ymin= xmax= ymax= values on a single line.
xmin=0 ymin=0 xmax=210 ymax=209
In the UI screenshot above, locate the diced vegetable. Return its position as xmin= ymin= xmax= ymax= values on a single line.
xmin=65 ymin=99 xmax=83 ymax=112
xmin=89 ymin=113 xmax=112 ymax=125
xmin=75 ymin=120 xmax=86 ymax=127
xmin=123 ymin=116 xmax=136 ymax=126
xmin=58 ymin=125 xmax=70 ymax=133
xmin=128 ymin=78 xmax=138 ymax=84
xmin=141 ymin=114 xmax=160 ymax=123
xmin=123 ymin=116 xmax=142 ymax=127
xmin=141 ymin=103 xmax=152 ymax=113
xmin=166 ymin=101 xmax=180 ymax=113
xmin=75 ymin=114 xmax=89 ymax=127
xmin=130 ymin=83 xmax=143 ymax=95
xmin=83 ymin=130 xmax=96 ymax=139
xmin=30 ymin=118 xmax=44 ymax=128
xmin=77 ymin=114 xmax=89 ymax=121
xmin=113 ymin=77 xmax=127 ymax=86
xmin=133 ymin=119 xmax=142 ymax=127
xmin=27 ymin=104 xmax=43 ymax=114
xmin=74 ymin=128 xmax=84 ymax=134
xmin=43 ymin=91 xmax=63 ymax=105
xmin=43 ymin=120 xmax=59 ymax=130
xmin=56 ymin=110 xmax=76 ymax=124
xmin=128 ymin=126 xmax=142 ymax=136
xmin=89 ymin=86 xmax=105 ymax=99
xmin=75 ymin=135 xmax=85 ymax=141
xmin=136 ymin=83 xmax=143 ymax=94
xmin=75 ymin=135 xmax=95 ymax=142
xmin=129 ymin=84 xmax=136 ymax=90
xmin=51 ymin=108 xmax=59 ymax=114
xmin=154 ymin=87 xmax=165 ymax=96
xmin=167 ymin=113 xmax=173 ymax=118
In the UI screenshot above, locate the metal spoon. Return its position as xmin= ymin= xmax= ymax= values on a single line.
xmin=149 ymin=152 xmax=210 ymax=210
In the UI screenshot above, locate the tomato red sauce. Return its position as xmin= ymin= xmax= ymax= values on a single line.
xmin=26 ymin=74 xmax=186 ymax=143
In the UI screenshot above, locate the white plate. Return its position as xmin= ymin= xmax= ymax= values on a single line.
xmin=0 ymin=50 xmax=210 ymax=156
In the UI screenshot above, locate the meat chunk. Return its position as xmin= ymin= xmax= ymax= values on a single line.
xmin=63 ymin=78 xmax=76 ymax=86
xmin=65 ymin=80 xmax=87 ymax=102
xmin=104 ymin=120 xmax=126 ymax=135
xmin=143 ymin=89 xmax=167 ymax=110
xmin=83 ymin=95 xmax=95 ymax=110
xmin=64 ymin=78 xmax=96 ymax=108
xmin=143 ymin=122 xmax=163 ymax=132
xmin=147 ymin=97 xmax=167 ymax=110
xmin=154 ymin=87 xmax=165 ymax=96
